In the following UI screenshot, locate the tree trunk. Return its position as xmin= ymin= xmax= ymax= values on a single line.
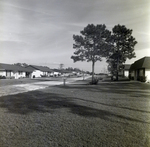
xmin=92 ymin=61 xmax=95 ymax=83
xmin=116 ymin=55 xmax=119 ymax=81
xmin=116 ymin=71 xmax=118 ymax=81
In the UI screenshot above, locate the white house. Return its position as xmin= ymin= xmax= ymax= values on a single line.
xmin=27 ymin=65 xmax=53 ymax=78
xmin=0 ymin=63 xmax=33 ymax=79
xmin=49 ymin=69 xmax=61 ymax=77
xmin=129 ymin=56 xmax=150 ymax=82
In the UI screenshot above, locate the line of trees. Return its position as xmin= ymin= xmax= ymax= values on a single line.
xmin=71 ymin=24 xmax=137 ymax=82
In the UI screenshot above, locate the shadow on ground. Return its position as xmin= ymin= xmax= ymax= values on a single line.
xmin=0 ymin=89 xmax=149 ymax=124
xmin=57 ymin=83 xmax=150 ymax=97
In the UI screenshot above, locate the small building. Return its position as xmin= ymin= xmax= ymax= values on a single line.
xmin=118 ymin=64 xmax=131 ymax=77
xmin=27 ymin=65 xmax=53 ymax=78
xmin=0 ymin=63 xmax=33 ymax=79
xmin=129 ymin=56 xmax=150 ymax=82
xmin=123 ymin=64 xmax=131 ymax=77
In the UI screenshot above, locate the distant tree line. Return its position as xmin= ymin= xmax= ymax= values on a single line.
xmin=14 ymin=63 xmax=29 ymax=67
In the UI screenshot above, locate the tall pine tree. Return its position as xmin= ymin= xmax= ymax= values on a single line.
xmin=71 ymin=24 xmax=110 ymax=83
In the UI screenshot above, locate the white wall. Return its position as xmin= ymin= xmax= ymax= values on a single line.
xmin=0 ymin=71 xmax=6 ymax=76
xmin=145 ymin=69 xmax=150 ymax=82
xmin=53 ymin=72 xmax=61 ymax=77
xmin=0 ymin=70 xmax=31 ymax=79
xmin=43 ymin=71 xmax=48 ymax=76
xmin=11 ymin=71 xmax=26 ymax=79
xmin=32 ymin=70 xmax=43 ymax=78
xmin=17 ymin=72 xmax=26 ymax=79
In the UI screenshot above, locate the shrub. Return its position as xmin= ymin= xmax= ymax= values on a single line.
xmin=0 ymin=75 xmax=6 ymax=79
xmin=89 ymin=77 xmax=99 ymax=85
xmin=41 ymin=75 xmax=47 ymax=77
xmin=140 ymin=76 xmax=147 ymax=82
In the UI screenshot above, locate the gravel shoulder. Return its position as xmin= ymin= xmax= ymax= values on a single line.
xmin=0 ymin=83 xmax=150 ymax=147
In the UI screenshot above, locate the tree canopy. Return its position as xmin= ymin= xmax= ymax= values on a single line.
xmin=71 ymin=24 xmax=137 ymax=82
xmin=71 ymin=24 xmax=110 ymax=83
xmin=106 ymin=24 xmax=137 ymax=80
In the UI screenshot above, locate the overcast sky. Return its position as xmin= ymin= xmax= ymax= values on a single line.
xmin=0 ymin=0 xmax=150 ymax=72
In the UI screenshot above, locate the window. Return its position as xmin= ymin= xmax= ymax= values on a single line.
xmin=18 ymin=71 xmax=23 ymax=75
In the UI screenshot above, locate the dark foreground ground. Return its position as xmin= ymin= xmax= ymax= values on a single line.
xmin=0 ymin=82 xmax=150 ymax=147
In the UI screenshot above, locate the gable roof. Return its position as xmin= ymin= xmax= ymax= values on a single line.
xmin=0 ymin=63 xmax=33 ymax=72
xmin=130 ymin=56 xmax=150 ymax=70
xmin=28 ymin=65 xmax=53 ymax=72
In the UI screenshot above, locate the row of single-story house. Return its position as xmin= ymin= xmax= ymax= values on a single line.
xmin=26 ymin=65 xmax=53 ymax=78
xmin=0 ymin=63 xmax=55 ymax=79
xmin=0 ymin=63 xmax=81 ymax=79
xmin=1 ymin=56 xmax=149 ymax=81
xmin=0 ymin=63 xmax=33 ymax=79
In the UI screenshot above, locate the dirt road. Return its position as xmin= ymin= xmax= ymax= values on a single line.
xmin=0 ymin=76 xmax=90 ymax=97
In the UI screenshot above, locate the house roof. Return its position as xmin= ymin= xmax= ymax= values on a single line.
xmin=28 ymin=65 xmax=53 ymax=72
xmin=124 ymin=64 xmax=131 ymax=70
xmin=130 ymin=56 xmax=150 ymax=70
xmin=0 ymin=63 xmax=33 ymax=72
xmin=53 ymin=69 xmax=61 ymax=72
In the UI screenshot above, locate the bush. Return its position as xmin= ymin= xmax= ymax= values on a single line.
xmin=41 ymin=75 xmax=47 ymax=77
xmin=140 ymin=76 xmax=147 ymax=82
xmin=89 ymin=77 xmax=99 ymax=85
xmin=137 ymin=76 xmax=147 ymax=82
xmin=0 ymin=75 xmax=6 ymax=79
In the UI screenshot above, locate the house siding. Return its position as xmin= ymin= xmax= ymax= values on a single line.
xmin=0 ymin=70 xmax=31 ymax=79
xmin=15 ymin=71 xmax=26 ymax=79
xmin=27 ymin=65 xmax=53 ymax=78
xmin=0 ymin=71 xmax=6 ymax=76
xmin=129 ymin=57 xmax=150 ymax=82
xmin=145 ymin=69 xmax=150 ymax=82
xmin=32 ymin=70 xmax=42 ymax=78
xmin=6 ymin=71 xmax=26 ymax=79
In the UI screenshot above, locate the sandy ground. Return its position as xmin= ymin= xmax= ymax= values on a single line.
xmin=0 ymin=76 xmax=90 ymax=97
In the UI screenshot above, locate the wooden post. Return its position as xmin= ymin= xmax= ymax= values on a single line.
xmin=63 ymin=78 xmax=66 ymax=86
xmin=82 ymin=70 xmax=85 ymax=80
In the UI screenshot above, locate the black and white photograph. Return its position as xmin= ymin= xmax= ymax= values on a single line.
xmin=0 ymin=0 xmax=150 ymax=146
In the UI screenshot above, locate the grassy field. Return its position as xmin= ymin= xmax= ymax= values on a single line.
xmin=0 ymin=82 xmax=150 ymax=147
